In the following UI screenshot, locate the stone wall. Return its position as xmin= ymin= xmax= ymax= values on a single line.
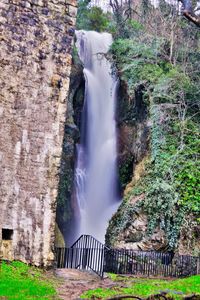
xmin=0 ymin=0 xmax=77 ymax=266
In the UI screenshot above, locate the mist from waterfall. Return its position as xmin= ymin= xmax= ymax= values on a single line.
xmin=72 ymin=30 xmax=120 ymax=243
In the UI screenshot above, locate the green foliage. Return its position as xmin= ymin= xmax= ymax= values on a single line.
xmin=111 ymin=38 xmax=164 ymax=96
xmin=176 ymin=160 xmax=200 ymax=212
xmin=76 ymin=0 xmax=112 ymax=32
xmin=76 ymin=0 xmax=91 ymax=30
xmin=57 ymin=136 xmax=75 ymax=226
xmin=152 ymin=69 xmax=192 ymax=104
xmin=72 ymin=45 xmax=82 ymax=66
xmin=172 ymin=121 xmax=200 ymax=213
xmin=143 ymin=179 xmax=184 ymax=248
xmin=111 ymin=13 xmax=200 ymax=247
xmin=107 ymin=273 xmax=119 ymax=281
xmin=57 ymin=166 xmax=74 ymax=224
xmin=105 ymin=184 xmax=144 ymax=246
xmin=119 ymin=157 xmax=133 ymax=189
xmin=81 ymin=275 xmax=200 ymax=299
xmin=127 ymin=19 xmax=144 ymax=32
xmin=141 ymin=107 xmax=199 ymax=247
xmin=111 ymin=38 xmax=195 ymax=102
xmin=86 ymin=7 xmax=110 ymax=32
xmin=0 ymin=261 xmax=57 ymax=300
xmin=81 ymin=287 xmax=118 ymax=299
xmin=118 ymin=19 xmax=145 ymax=38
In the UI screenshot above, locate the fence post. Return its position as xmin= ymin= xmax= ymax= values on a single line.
xmin=197 ymin=257 xmax=200 ymax=275
xmin=55 ymin=237 xmax=199 ymax=278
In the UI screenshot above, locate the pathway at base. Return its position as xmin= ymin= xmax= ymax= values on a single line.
xmin=55 ymin=269 xmax=115 ymax=300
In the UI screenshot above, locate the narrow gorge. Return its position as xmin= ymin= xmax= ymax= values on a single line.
xmin=56 ymin=0 xmax=199 ymax=257
xmin=56 ymin=30 xmax=122 ymax=246
xmin=0 ymin=0 xmax=199 ymax=269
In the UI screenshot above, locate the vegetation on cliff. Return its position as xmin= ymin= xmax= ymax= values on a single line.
xmin=64 ymin=0 xmax=199 ymax=253
xmin=105 ymin=1 xmax=200 ymax=251
xmin=77 ymin=0 xmax=113 ymax=32
xmin=109 ymin=31 xmax=199 ymax=245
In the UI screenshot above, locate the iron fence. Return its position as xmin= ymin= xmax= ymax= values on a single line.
xmin=56 ymin=235 xmax=105 ymax=277
xmin=55 ymin=235 xmax=200 ymax=278
xmin=104 ymin=248 xmax=200 ymax=277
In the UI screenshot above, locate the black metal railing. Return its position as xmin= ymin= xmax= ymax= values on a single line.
xmin=55 ymin=235 xmax=200 ymax=278
xmin=104 ymin=249 xmax=200 ymax=277
xmin=56 ymin=235 xmax=105 ymax=277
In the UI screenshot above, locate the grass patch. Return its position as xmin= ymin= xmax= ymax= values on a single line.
xmin=0 ymin=261 xmax=58 ymax=300
xmin=80 ymin=274 xmax=200 ymax=299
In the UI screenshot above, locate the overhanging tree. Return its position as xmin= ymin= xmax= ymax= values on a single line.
xmin=178 ymin=0 xmax=200 ymax=26
xmin=110 ymin=0 xmax=200 ymax=27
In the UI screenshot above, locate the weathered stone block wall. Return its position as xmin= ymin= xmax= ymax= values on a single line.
xmin=0 ymin=0 xmax=77 ymax=266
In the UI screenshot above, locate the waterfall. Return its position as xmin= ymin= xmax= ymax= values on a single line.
xmin=73 ymin=30 xmax=120 ymax=243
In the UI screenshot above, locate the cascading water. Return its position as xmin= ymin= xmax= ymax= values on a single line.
xmin=73 ymin=30 xmax=120 ymax=243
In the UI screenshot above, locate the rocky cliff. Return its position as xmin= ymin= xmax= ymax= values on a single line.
xmin=56 ymin=46 xmax=85 ymax=246
xmin=105 ymin=28 xmax=200 ymax=256
xmin=0 ymin=0 xmax=77 ymax=266
xmin=106 ymin=78 xmax=200 ymax=256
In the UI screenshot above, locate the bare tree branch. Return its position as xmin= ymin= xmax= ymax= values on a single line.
xmin=178 ymin=0 xmax=200 ymax=27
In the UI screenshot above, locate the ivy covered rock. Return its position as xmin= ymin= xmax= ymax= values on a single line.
xmin=106 ymin=1 xmax=200 ymax=255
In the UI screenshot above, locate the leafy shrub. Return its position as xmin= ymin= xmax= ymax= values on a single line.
xmin=110 ymin=24 xmax=200 ymax=248
xmin=143 ymin=179 xmax=183 ymax=248
xmin=77 ymin=1 xmax=112 ymax=32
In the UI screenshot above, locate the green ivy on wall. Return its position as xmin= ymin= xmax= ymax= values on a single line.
xmin=107 ymin=20 xmax=200 ymax=248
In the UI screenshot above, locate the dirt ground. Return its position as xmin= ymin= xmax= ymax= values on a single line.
xmin=54 ymin=269 xmax=120 ymax=300
xmin=53 ymin=269 xmax=200 ymax=300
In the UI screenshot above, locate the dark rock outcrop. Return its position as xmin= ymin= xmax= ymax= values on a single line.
xmin=56 ymin=47 xmax=85 ymax=246
xmin=117 ymin=81 xmax=150 ymax=194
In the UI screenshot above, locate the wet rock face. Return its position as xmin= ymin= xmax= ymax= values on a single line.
xmin=0 ymin=0 xmax=77 ymax=266
xmin=116 ymin=213 xmax=168 ymax=252
xmin=106 ymin=80 xmax=151 ymax=248
xmin=106 ymin=193 xmax=169 ymax=252
xmin=56 ymin=50 xmax=85 ymax=246
xmin=117 ymin=82 xmax=149 ymax=192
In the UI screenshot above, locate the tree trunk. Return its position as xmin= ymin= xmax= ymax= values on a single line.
xmin=179 ymin=0 xmax=200 ymax=27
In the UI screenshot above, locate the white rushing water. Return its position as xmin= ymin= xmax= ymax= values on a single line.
xmin=74 ymin=30 xmax=120 ymax=243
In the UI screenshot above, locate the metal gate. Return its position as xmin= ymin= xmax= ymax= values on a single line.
xmin=56 ymin=235 xmax=105 ymax=277
xmin=56 ymin=235 xmax=200 ymax=278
